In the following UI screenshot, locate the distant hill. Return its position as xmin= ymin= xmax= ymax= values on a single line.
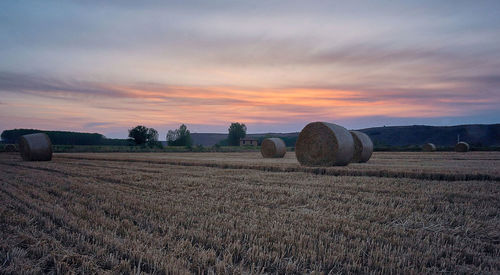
xmin=190 ymin=132 xmax=299 ymax=146
xmin=3 ymin=124 xmax=498 ymax=148
xmin=190 ymin=133 xmax=228 ymax=146
xmin=190 ymin=124 xmax=500 ymax=148
xmin=359 ymin=124 xmax=500 ymax=147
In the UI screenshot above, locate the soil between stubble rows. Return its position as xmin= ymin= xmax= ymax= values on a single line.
xmin=0 ymin=152 xmax=499 ymax=273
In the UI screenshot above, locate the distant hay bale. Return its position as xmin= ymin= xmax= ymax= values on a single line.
xmin=422 ymin=143 xmax=436 ymax=152
xmin=4 ymin=144 xmax=17 ymax=152
xmin=261 ymin=138 xmax=286 ymax=158
xmin=455 ymin=141 xmax=469 ymax=152
xmin=350 ymin=131 xmax=373 ymax=163
xmin=18 ymin=133 xmax=53 ymax=161
xmin=295 ymin=122 xmax=354 ymax=166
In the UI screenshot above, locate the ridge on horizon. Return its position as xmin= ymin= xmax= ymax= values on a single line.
xmin=190 ymin=124 xmax=500 ymax=147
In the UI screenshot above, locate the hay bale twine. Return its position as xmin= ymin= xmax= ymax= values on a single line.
xmin=350 ymin=131 xmax=373 ymax=163
xmin=295 ymin=122 xmax=354 ymax=166
xmin=18 ymin=133 xmax=53 ymax=161
xmin=422 ymin=143 xmax=436 ymax=152
xmin=261 ymin=138 xmax=286 ymax=158
xmin=4 ymin=144 xmax=17 ymax=152
xmin=455 ymin=141 xmax=469 ymax=152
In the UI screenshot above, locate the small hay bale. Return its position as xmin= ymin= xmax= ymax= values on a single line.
xmin=4 ymin=144 xmax=17 ymax=152
xmin=455 ymin=141 xmax=469 ymax=152
xmin=350 ymin=131 xmax=373 ymax=163
xmin=261 ymin=138 xmax=286 ymax=158
xmin=422 ymin=143 xmax=436 ymax=152
xmin=295 ymin=122 xmax=354 ymax=166
xmin=18 ymin=133 xmax=53 ymax=161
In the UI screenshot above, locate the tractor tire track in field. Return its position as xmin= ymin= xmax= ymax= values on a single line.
xmin=0 ymin=161 xmax=421 ymax=202
xmin=57 ymin=155 xmax=500 ymax=182
xmin=0 ymin=162 xmax=162 ymax=194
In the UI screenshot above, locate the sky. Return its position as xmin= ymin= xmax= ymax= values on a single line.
xmin=1 ymin=1 xmax=499 ymax=138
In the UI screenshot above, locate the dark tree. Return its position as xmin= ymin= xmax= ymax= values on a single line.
xmin=128 ymin=125 xmax=149 ymax=145
xmin=166 ymin=124 xmax=192 ymax=146
xmin=146 ymin=128 xmax=160 ymax=147
xmin=227 ymin=122 xmax=247 ymax=146
xmin=1 ymin=129 xmax=104 ymax=145
xmin=128 ymin=126 xmax=160 ymax=147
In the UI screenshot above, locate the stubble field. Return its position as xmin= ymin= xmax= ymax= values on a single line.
xmin=0 ymin=151 xmax=499 ymax=273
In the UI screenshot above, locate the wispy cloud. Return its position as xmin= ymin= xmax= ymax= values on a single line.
xmin=0 ymin=72 xmax=129 ymax=99
xmin=1 ymin=1 xmax=499 ymax=136
xmin=1 ymin=71 xmax=498 ymax=136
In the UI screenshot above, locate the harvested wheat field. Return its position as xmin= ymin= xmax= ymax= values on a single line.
xmin=1 ymin=152 xmax=499 ymax=273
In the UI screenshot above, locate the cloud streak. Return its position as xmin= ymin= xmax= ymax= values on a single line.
xmin=1 ymin=1 xmax=499 ymax=136
xmin=1 ymin=71 xmax=498 ymax=137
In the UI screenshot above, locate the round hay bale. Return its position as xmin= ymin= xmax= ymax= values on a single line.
xmin=455 ymin=141 xmax=469 ymax=152
xmin=350 ymin=131 xmax=373 ymax=163
xmin=422 ymin=143 xmax=436 ymax=152
xmin=18 ymin=133 xmax=53 ymax=161
xmin=295 ymin=122 xmax=354 ymax=166
xmin=261 ymin=138 xmax=286 ymax=158
xmin=4 ymin=144 xmax=17 ymax=152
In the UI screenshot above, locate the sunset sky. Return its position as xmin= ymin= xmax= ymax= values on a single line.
xmin=1 ymin=1 xmax=499 ymax=138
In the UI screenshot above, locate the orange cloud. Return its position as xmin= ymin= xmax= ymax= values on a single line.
xmin=71 ymin=84 xmax=480 ymax=126
xmin=2 ymin=72 xmax=498 ymax=134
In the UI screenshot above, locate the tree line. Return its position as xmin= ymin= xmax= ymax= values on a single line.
xmin=1 ymin=129 xmax=106 ymax=145
xmin=128 ymin=122 xmax=247 ymax=147
xmin=1 ymin=123 xmax=248 ymax=147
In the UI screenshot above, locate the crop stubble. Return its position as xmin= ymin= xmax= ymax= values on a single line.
xmin=0 ymin=152 xmax=499 ymax=273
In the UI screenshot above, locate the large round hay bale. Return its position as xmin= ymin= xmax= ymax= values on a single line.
xmin=295 ymin=122 xmax=354 ymax=166
xmin=18 ymin=133 xmax=53 ymax=161
xmin=4 ymin=144 xmax=17 ymax=152
xmin=350 ymin=131 xmax=373 ymax=163
xmin=455 ymin=141 xmax=469 ymax=152
xmin=261 ymin=138 xmax=286 ymax=158
xmin=422 ymin=143 xmax=436 ymax=152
